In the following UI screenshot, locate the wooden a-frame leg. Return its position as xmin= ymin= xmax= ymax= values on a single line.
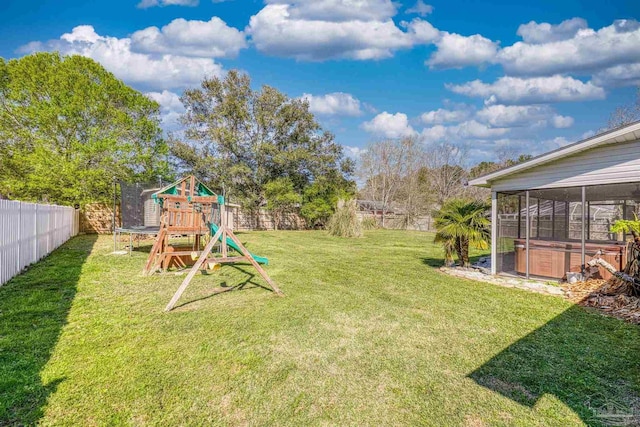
xmin=226 ymin=231 xmax=284 ymax=296
xmin=144 ymin=228 xmax=166 ymax=275
xmin=165 ymin=226 xmax=224 ymax=312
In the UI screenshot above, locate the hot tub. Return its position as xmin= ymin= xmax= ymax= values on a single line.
xmin=514 ymin=239 xmax=627 ymax=280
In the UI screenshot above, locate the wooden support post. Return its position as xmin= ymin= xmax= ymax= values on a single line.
xmin=165 ymin=226 xmax=224 ymax=312
xmin=226 ymin=231 xmax=283 ymax=296
xmin=221 ymin=201 xmax=228 ymax=258
xmin=149 ymin=252 xmax=165 ymax=277
xmin=144 ymin=228 xmax=166 ymax=274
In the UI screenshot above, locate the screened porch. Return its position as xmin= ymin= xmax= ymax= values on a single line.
xmin=495 ymin=182 xmax=640 ymax=280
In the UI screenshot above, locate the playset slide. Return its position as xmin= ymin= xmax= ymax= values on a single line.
xmin=209 ymin=222 xmax=269 ymax=265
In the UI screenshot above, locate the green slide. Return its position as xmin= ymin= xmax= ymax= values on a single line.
xmin=209 ymin=223 xmax=269 ymax=265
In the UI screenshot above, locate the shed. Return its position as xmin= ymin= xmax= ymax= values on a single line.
xmin=469 ymin=121 xmax=640 ymax=280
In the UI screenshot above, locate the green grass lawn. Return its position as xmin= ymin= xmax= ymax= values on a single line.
xmin=1 ymin=230 xmax=639 ymax=426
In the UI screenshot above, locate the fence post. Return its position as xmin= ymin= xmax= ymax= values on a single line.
xmin=17 ymin=201 xmax=21 ymax=275
xmin=34 ymin=203 xmax=38 ymax=261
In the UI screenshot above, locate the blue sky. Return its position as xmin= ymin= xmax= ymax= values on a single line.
xmin=1 ymin=0 xmax=639 ymax=164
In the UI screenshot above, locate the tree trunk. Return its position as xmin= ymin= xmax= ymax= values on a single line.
xmin=454 ymin=237 xmax=464 ymax=267
xmin=590 ymin=239 xmax=640 ymax=296
xmin=444 ymin=243 xmax=455 ymax=267
xmin=622 ymin=239 xmax=640 ymax=296
xmin=460 ymin=237 xmax=470 ymax=267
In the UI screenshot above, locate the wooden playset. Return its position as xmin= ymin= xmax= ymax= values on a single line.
xmin=141 ymin=176 xmax=283 ymax=311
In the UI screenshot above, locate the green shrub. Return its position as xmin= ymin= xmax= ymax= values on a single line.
xmin=327 ymin=199 xmax=362 ymax=238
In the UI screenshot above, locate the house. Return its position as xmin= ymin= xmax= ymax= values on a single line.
xmin=356 ymin=199 xmax=402 ymax=216
xmin=469 ymin=121 xmax=640 ymax=280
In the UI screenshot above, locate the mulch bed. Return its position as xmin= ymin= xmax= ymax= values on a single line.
xmin=562 ymin=279 xmax=640 ymax=324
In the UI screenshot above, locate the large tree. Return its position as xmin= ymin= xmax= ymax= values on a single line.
xmin=0 ymin=52 xmax=169 ymax=205
xmin=423 ymin=142 xmax=469 ymax=206
xmin=358 ymin=137 xmax=423 ymax=227
xmin=173 ymin=70 xmax=353 ymax=226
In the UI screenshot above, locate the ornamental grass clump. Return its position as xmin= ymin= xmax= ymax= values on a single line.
xmin=361 ymin=217 xmax=378 ymax=230
xmin=327 ymin=199 xmax=362 ymax=237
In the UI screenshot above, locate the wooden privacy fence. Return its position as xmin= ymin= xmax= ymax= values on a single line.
xmin=356 ymin=212 xmax=435 ymax=231
xmin=0 ymin=200 xmax=80 ymax=286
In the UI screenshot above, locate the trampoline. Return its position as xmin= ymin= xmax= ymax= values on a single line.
xmin=114 ymin=181 xmax=163 ymax=254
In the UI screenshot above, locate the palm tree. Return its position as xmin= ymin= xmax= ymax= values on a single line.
xmin=433 ymin=199 xmax=491 ymax=267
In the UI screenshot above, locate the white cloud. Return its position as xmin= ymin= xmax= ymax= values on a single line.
xmin=301 ymin=92 xmax=363 ymax=116
xmin=420 ymin=125 xmax=447 ymax=141
xmin=147 ymin=90 xmax=185 ymax=112
xmin=452 ymin=120 xmax=509 ymax=139
xmin=146 ymin=90 xmax=185 ymax=132
xmin=131 ymin=17 xmax=246 ymax=58
xmin=516 ymin=17 xmax=588 ymax=44
xmin=60 ymin=25 xmax=103 ymax=43
xmin=539 ymin=136 xmax=572 ymax=151
xmin=420 ymin=104 xmax=575 ymax=144
xmin=592 ymin=63 xmax=640 ymax=87
xmin=19 ymin=25 xmax=223 ymax=91
xmin=474 ymin=105 xmax=574 ymax=129
xmin=246 ymin=2 xmax=436 ymax=61
xmin=361 ymin=112 xmax=416 ymax=138
xmin=498 ymin=19 xmax=640 ymax=76
xmin=265 ymin=0 xmax=398 ymax=22
xmin=551 ymin=114 xmax=574 ymax=128
xmin=475 ymin=105 xmax=551 ymax=128
xmin=413 ymin=18 xmax=640 ymax=88
xmin=404 ymin=18 xmax=440 ymax=44
xmin=343 ymin=145 xmax=367 ymax=159
xmin=446 ymin=75 xmax=606 ymax=105
xmin=406 ymin=0 xmax=433 ymax=17
xmin=464 ymin=135 xmax=576 ymax=163
xmin=427 ymin=32 xmax=498 ymax=69
xmin=137 ymin=0 xmax=198 ymax=8
xmin=420 ymin=107 xmax=470 ymax=124
xmin=421 ymin=120 xmax=509 ymax=142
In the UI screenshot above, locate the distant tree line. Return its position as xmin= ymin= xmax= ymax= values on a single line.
xmin=1 ymin=51 xmax=637 ymax=233
xmin=357 ymin=136 xmax=533 ymax=227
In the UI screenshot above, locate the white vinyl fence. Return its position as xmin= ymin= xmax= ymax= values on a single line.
xmin=0 ymin=200 xmax=79 ymax=286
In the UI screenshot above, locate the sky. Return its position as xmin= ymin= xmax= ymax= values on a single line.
xmin=1 ymin=0 xmax=639 ymax=164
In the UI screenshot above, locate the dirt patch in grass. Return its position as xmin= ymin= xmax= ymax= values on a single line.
xmin=464 ymin=414 xmax=488 ymax=427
